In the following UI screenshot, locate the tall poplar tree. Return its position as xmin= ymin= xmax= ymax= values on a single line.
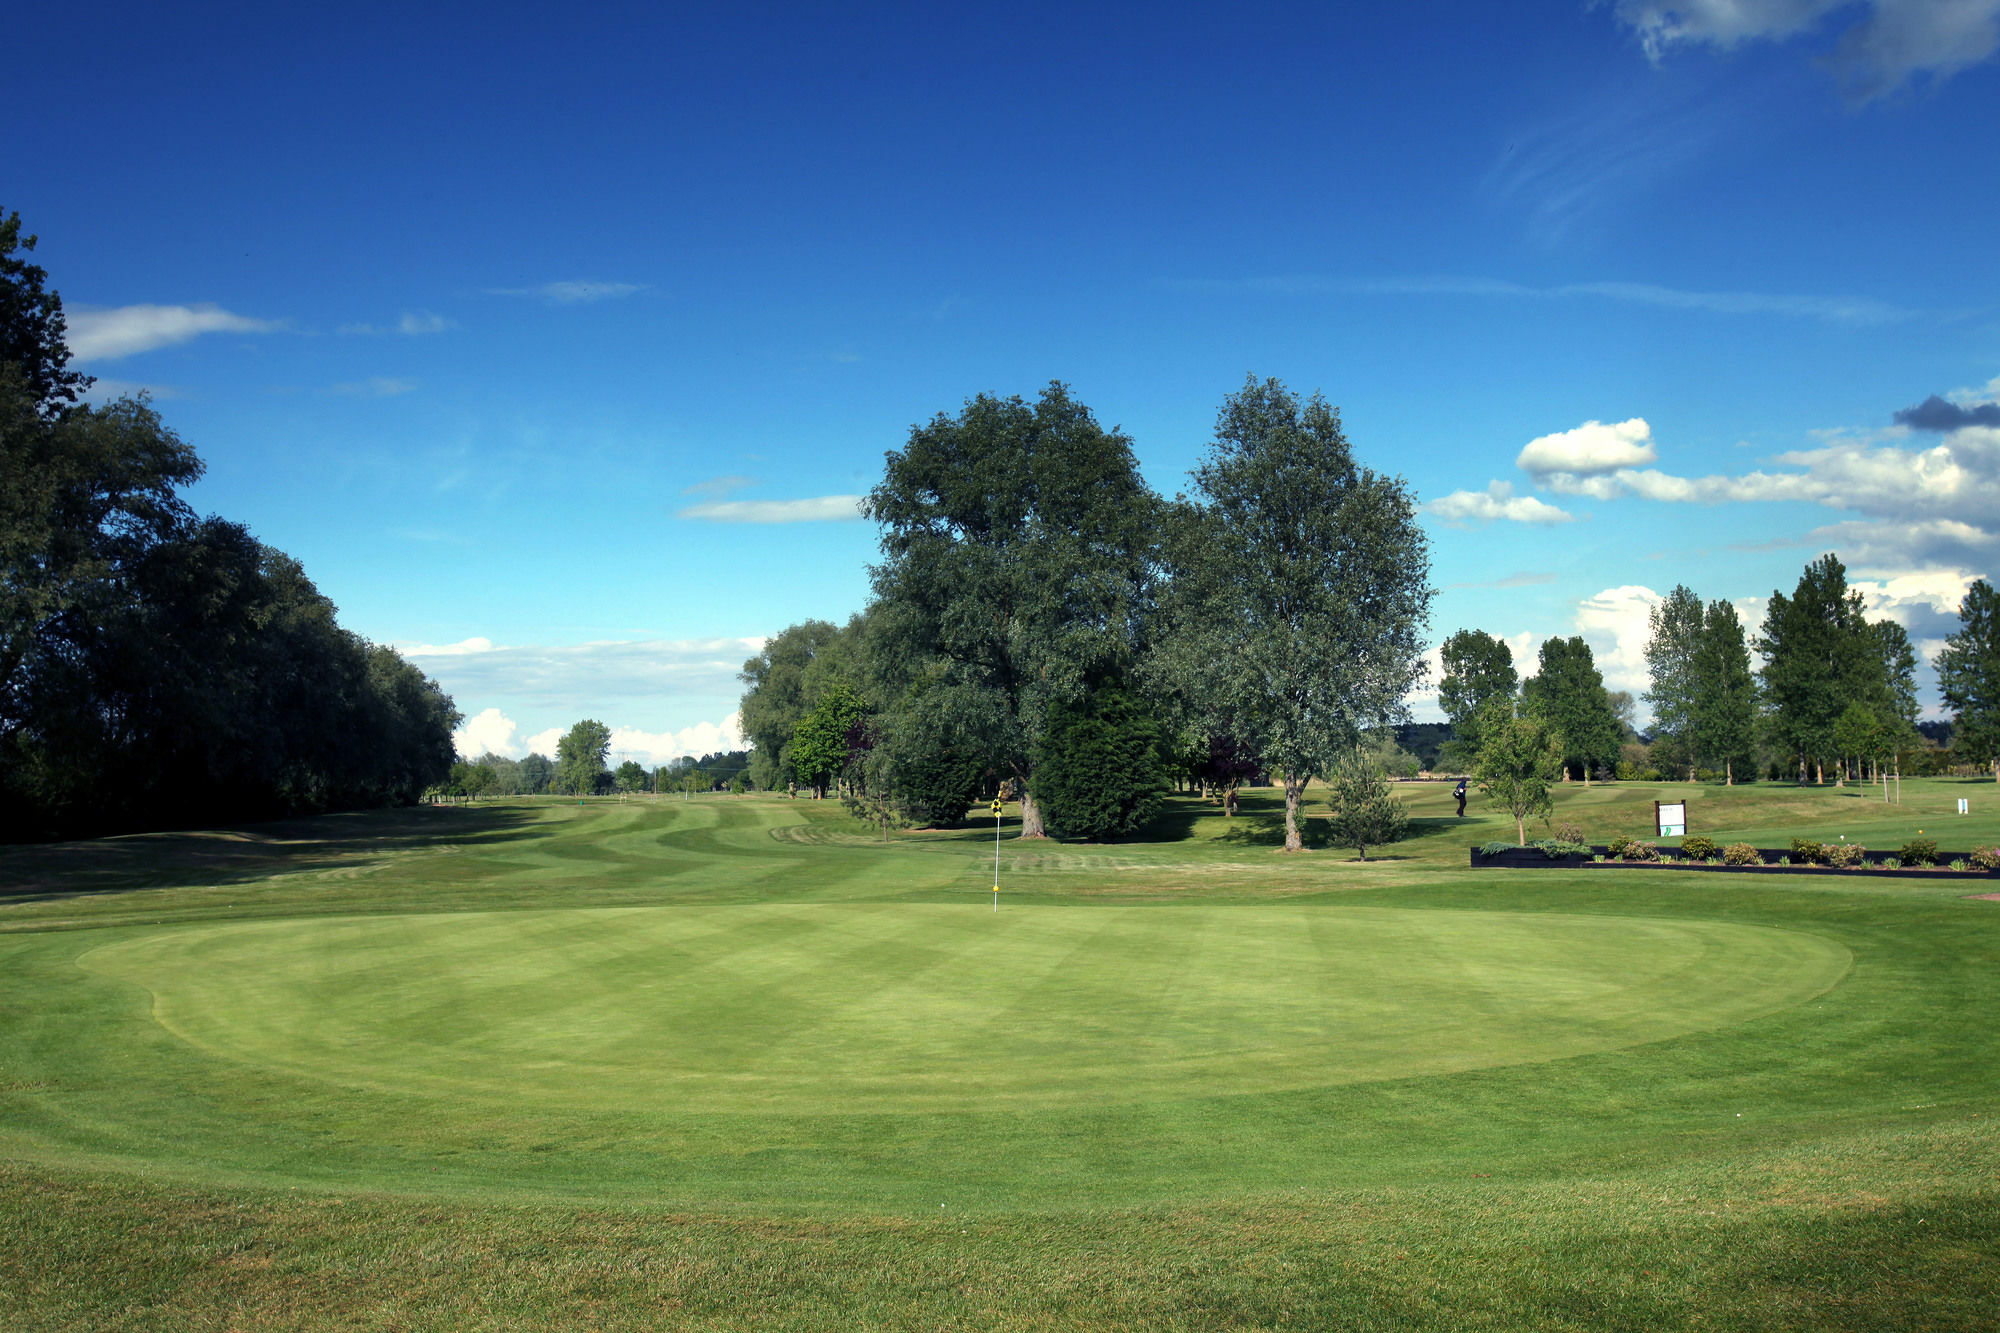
xmin=1936 ymin=578 xmax=2000 ymax=782
xmin=866 ymin=383 xmax=1159 ymax=838
xmin=1151 ymin=376 xmax=1432 ymax=851
xmin=1688 ymin=598 xmax=1755 ymax=784
xmin=1643 ymin=584 xmax=1705 ymax=779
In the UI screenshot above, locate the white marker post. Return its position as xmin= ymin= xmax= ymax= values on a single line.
xmin=991 ymin=796 xmax=1004 ymax=911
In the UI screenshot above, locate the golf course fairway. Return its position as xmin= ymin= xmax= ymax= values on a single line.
xmin=3 ymin=782 xmax=1997 ymax=1330
xmin=79 ymin=904 xmax=1847 ymax=1117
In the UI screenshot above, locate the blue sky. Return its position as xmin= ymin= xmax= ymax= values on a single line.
xmin=9 ymin=1 xmax=1997 ymax=763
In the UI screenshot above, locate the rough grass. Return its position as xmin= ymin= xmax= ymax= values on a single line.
xmin=2 ymin=777 xmax=1998 ymax=1330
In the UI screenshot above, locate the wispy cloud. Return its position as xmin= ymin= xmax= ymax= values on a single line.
xmin=1448 ymin=571 xmax=1559 ymax=590
xmin=678 ymin=495 xmax=867 ymax=523
xmin=486 ymin=281 xmax=647 ymax=304
xmin=1183 ymin=274 xmax=1916 ymax=325
xmin=322 ymin=377 xmax=418 ymax=397
xmin=66 ymin=303 xmax=279 ymax=361
xmin=81 ymin=377 xmax=182 ymax=401
xmin=338 ymin=310 xmax=455 ymax=336
xmin=681 ymin=474 xmax=758 ymax=499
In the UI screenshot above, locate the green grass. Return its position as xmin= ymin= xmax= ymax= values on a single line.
xmin=3 ymin=777 xmax=1999 ymax=1329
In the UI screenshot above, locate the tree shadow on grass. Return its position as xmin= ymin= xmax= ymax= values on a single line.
xmin=0 ymin=804 xmax=544 ymax=903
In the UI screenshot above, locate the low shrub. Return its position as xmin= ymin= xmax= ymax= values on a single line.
xmin=1478 ymin=840 xmax=1518 ymax=857
xmin=1532 ymin=839 xmax=1592 ymax=859
xmin=1827 ymin=842 xmax=1867 ymax=868
xmin=1722 ymin=842 xmax=1761 ymax=866
xmin=1951 ymin=859 xmax=1969 ymax=873
xmin=1551 ymin=819 xmax=1586 ymax=845
xmin=1680 ymin=835 xmax=1718 ymax=860
xmin=1790 ymin=838 xmax=1825 ymax=865
xmin=1607 ymin=834 xmax=1637 ymax=859
xmin=1970 ymin=846 xmax=2000 ymax=871
xmin=1619 ymin=839 xmax=1660 ymax=863
xmin=1898 ymin=835 xmax=1938 ymax=867
xmin=1883 ymin=856 xmax=1902 ymax=870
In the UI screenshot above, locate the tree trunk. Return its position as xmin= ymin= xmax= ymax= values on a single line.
xmin=1725 ymin=758 xmax=1733 ymax=786
xmin=1282 ymin=776 xmax=1308 ymax=852
xmin=1516 ymin=812 xmax=1527 ymax=845
xmin=1017 ymin=787 xmax=1049 ymax=839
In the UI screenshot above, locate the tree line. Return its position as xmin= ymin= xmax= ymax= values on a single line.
xmin=739 ymin=377 xmax=1435 ymax=852
xmin=1437 ymin=551 xmax=2000 ymax=840
xmin=437 ymin=735 xmax=752 ymax=799
xmin=1 ymin=210 xmax=460 ymax=840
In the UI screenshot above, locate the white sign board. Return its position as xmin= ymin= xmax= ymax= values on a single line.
xmin=1656 ymin=801 xmax=1687 ymax=837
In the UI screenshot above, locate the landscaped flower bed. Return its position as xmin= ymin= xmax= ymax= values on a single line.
xmin=1470 ymin=839 xmax=2000 ymax=878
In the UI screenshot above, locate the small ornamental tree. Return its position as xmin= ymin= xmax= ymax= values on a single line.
xmin=1030 ymin=682 xmax=1168 ymax=841
xmin=1473 ymin=703 xmax=1564 ymax=845
xmin=1325 ymin=747 xmax=1410 ymax=861
xmin=1831 ymin=702 xmax=1883 ymax=785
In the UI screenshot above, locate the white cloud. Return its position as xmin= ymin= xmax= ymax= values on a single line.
xmin=1611 ymin=0 xmax=2000 ymax=98
xmin=608 ymin=713 xmax=747 ymax=768
xmin=454 ymin=707 xmax=521 ymax=758
xmin=1423 ymin=481 xmax=1575 ymax=526
xmin=1850 ymin=568 xmax=1984 ymax=639
xmin=458 ymin=711 xmax=745 ymax=766
xmin=1518 ymin=418 xmax=1658 ymax=483
xmin=1614 ymin=0 xmax=1846 ymax=58
xmin=486 ymin=281 xmax=646 ymax=304
xmin=679 ymin=495 xmax=868 ymax=523
xmin=1571 ymin=585 xmax=1664 ymax=694
xmin=398 ymin=636 xmax=495 ymax=657
xmin=1513 ymin=416 xmax=2000 ymax=569
xmin=66 ymin=303 xmax=277 ymax=361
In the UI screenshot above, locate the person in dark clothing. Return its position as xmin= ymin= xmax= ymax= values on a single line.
xmin=1454 ymin=778 xmax=1468 ymax=817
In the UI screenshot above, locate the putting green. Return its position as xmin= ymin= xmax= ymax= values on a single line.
xmin=79 ymin=904 xmax=1849 ymax=1116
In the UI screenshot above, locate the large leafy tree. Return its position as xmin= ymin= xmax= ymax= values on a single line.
xmin=1437 ymin=629 xmax=1517 ymax=767
xmin=1688 ymin=598 xmax=1756 ymax=784
xmin=555 ymin=719 xmax=612 ymax=795
xmin=1521 ymin=636 xmax=1621 ymax=784
xmin=866 ymin=382 xmax=1159 ymax=838
xmin=1151 ymin=376 xmax=1432 ymax=851
xmin=1756 ymin=554 xmax=1880 ymax=783
xmin=1643 ymin=584 xmax=1705 ymax=779
xmin=1937 ymin=578 xmax=2000 ymax=782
